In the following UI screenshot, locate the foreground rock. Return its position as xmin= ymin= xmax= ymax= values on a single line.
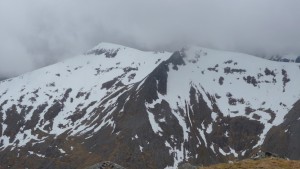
xmin=251 ymin=151 xmax=283 ymax=160
xmin=86 ymin=161 xmax=125 ymax=169
xmin=178 ymin=163 xmax=198 ymax=169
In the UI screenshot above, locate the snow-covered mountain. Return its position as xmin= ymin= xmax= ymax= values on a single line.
xmin=0 ymin=43 xmax=300 ymax=169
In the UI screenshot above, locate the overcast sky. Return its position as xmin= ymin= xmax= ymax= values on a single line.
xmin=1 ymin=0 xmax=300 ymax=77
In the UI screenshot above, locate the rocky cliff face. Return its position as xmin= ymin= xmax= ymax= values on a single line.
xmin=262 ymin=100 xmax=300 ymax=159
xmin=0 ymin=43 xmax=300 ymax=169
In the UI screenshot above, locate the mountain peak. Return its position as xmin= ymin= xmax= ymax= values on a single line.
xmin=90 ymin=42 xmax=127 ymax=51
xmin=85 ymin=42 xmax=128 ymax=56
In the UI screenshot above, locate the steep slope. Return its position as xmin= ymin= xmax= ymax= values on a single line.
xmin=137 ymin=47 xmax=300 ymax=168
xmin=0 ymin=43 xmax=171 ymax=168
xmin=0 ymin=42 xmax=170 ymax=143
xmin=0 ymin=44 xmax=300 ymax=169
xmin=262 ymin=99 xmax=300 ymax=159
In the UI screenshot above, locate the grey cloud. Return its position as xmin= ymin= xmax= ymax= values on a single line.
xmin=1 ymin=0 xmax=300 ymax=77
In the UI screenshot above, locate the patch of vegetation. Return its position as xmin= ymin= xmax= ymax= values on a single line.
xmin=199 ymin=158 xmax=300 ymax=169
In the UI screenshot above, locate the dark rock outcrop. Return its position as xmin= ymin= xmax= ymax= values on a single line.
xmin=262 ymin=100 xmax=300 ymax=160
xmin=296 ymin=56 xmax=300 ymax=63
xmin=86 ymin=161 xmax=125 ymax=169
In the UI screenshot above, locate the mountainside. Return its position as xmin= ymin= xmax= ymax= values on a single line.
xmin=263 ymin=99 xmax=300 ymax=159
xmin=0 ymin=43 xmax=300 ymax=169
xmin=267 ymin=54 xmax=300 ymax=63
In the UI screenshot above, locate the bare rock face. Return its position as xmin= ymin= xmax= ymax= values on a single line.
xmin=86 ymin=161 xmax=125 ymax=169
xmin=262 ymin=99 xmax=300 ymax=160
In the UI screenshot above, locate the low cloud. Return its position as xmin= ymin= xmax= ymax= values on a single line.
xmin=1 ymin=0 xmax=300 ymax=77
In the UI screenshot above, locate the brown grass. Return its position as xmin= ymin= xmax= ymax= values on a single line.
xmin=199 ymin=158 xmax=300 ymax=169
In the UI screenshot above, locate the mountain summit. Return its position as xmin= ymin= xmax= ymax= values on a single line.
xmin=0 ymin=43 xmax=300 ymax=169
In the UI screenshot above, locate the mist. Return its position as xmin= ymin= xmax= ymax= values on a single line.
xmin=1 ymin=0 xmax=300 ymax=77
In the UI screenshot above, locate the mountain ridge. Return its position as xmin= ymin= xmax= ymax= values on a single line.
xmin=0 ymin=43 xmax=300 ymax=169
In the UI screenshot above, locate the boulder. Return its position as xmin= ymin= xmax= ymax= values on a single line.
xmin=178 ymin=163 xmax=197 ymax=169
xmin=85 ymin=161 xmax=125 ymax=169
